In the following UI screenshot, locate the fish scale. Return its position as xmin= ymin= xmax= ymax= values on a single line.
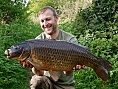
xmin=4 ymin=39 xmax=112 ymax=81
xmin=27 ymin=40 xmax=102 ymax=70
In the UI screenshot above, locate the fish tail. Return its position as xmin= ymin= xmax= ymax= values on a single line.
xmin=94 ymin=58 xmax=112 ymax=81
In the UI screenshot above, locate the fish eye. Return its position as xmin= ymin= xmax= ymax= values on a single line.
xmin=15 ymin=46 xmax=22 ymax=49
xmin=11 ymin=45 xmax=21 ymax=49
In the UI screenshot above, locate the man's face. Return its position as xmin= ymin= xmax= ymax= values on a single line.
xmin=39 ymin=9 xmax=58 ymax=35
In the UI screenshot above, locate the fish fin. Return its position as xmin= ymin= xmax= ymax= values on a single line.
xmin=63 ymin=71 xmax=66 ymax=75
xmin=94 ymin=66 xmax=108 ymax=81
xmin=94 ymin=59 xmax=112 ymax=81
xmin=97 ymin=57 xmax=112 ymax=71
xmin=63 ymin=71 xmax=73 ymax=76
xmin=27 ymin=59 xmax=40 ymax=70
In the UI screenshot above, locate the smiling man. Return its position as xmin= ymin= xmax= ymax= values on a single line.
xmin=38 ymin=7 xmax=58 ymax=36
xmin=21 ymin=6 xmax=84 ymax=89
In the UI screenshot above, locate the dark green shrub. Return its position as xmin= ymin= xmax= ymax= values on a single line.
xmin=0 ymin=0 xmax=29 ymax=24
xmin=0 ymin=20 xmax=42 ymax=89
xmin=72 ymin=0 xmax=118 ymax=88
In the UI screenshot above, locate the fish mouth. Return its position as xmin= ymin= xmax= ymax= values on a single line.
xmin=4 ymin=49 xmax=11 ymax=58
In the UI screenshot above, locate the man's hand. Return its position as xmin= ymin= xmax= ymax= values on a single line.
xmin=19 ymin=60 xmax=44 ymax=76
xmin=19 ymin=60 xmax=33 ymax=68
xmin=19 ymin=60 xmax=84 ymax=76
xmin=32 ymin=67 xmax=44 ymax=76
xmin=73 ymin=65 xmax=85 ymax=70
xmin=64 ymin=65 xmax=85 ymax=76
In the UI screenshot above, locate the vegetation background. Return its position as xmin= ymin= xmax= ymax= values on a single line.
xmin=0 ymin=0 xmax=118 ymax=89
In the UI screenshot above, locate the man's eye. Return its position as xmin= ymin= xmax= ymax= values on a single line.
xmin=46 ymin=18 xmax=50 ymax=21
xmin=41 ymin=20 xmax=44 ymax=23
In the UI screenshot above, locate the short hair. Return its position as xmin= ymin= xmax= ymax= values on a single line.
xmin=38 ymin=6 xmax=57 ymax=16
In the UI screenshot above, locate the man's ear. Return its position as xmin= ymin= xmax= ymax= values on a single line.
xmin=55 ymin=15 xmax=59 ymax=21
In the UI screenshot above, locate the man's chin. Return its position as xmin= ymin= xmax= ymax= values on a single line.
xmin=47 ymin=32 xmax=53 ymax=35
xmin=45 ymin=30 xmax=53 ymax=35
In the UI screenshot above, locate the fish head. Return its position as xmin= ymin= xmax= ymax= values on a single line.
xmin=4 ymin=42 xmax=30 ymax=60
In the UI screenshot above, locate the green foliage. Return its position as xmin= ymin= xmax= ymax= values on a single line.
xmin=28 ymin=0 xmax=58 ymax=17
xmin=0 ymin=57 xmax=29 ymax=89
xmin=75 ymin=0 xmax=117 ymax=34
xmin=0 ymin=20 xmax=42 ymax=89
xmin=71 ymin=0 xmax=118 ymax=88
xmin=0 ymin=0 xmax=118 ymax=88
xmin=0 ymin=0 xmax=29 ymax=24
xmin=58 ymin=0 xmax=118 ymax=88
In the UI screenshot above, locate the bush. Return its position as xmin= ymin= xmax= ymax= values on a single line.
xmin=0 ymin=20 xmax=42 ymax=89
xmin=71 ymin=0 xmax=118 ymax=88
xmin=0 ymin=0 xmax=117 ymax=88
xmin=58 ymin=0 xmax=118 ymax=88
xmin=0 ymin=0 xmax=29 ymax=24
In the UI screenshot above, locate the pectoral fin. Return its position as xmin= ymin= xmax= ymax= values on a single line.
xmin=63 ymin=71 xmax=73 ymax=76
xmin=27 ymin=58 xmax=40 ymax=70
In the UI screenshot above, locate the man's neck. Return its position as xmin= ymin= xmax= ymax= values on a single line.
xmin=45 ymin=30 xmax=59 ymax=39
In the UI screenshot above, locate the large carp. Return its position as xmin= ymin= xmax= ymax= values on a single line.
xmin=4 ymin=39 xmax=112 ymax=81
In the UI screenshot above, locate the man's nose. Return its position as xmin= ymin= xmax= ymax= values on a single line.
xmin=44 ymin=20 xmax=48 ymax=26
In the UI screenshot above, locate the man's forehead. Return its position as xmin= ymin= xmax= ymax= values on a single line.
xmin=39 ymin=9 xmax=53 ymax=17
xmin=40 ymin=9 xmax=53 ymax=14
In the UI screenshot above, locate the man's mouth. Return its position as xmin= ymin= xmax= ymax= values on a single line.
xmin=45 ymin=27 xmax=51 ymax=31
xmin=43 ymin=24 xmax=52 ymax=29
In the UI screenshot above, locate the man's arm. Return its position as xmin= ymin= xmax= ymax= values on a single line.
xmin=19 ymin=60 xmax=44 ymax=76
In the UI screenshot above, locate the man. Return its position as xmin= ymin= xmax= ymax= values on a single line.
xmin=21 ymin=6 xmax=83 ymax=89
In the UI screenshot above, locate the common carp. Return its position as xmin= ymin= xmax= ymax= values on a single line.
xmin=4 ymin=39 xmax=112 ymax=81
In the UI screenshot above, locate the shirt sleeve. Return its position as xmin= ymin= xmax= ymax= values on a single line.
xmin=35 ymin=35 xmax=42 ymax=39
xmin=69 ymin=37 xmax=78 ymax=44
xmin=69 ymin=36 xmax=90 ymax=51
